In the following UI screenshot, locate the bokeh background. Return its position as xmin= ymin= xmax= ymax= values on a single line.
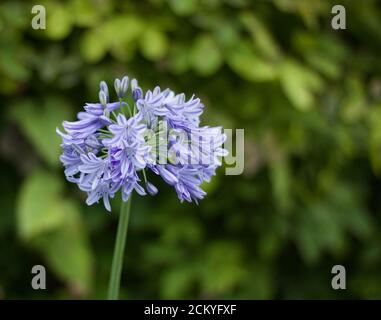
xmin=1 ymin=0 xmax=381 ymax=299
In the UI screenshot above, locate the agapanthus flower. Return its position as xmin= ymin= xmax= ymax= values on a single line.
xmin=57 ymin=76 xmax=228 ymax=211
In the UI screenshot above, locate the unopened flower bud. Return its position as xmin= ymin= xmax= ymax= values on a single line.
xmin=131 ymin=78 xmax=138 ymax=90
xmin=99 ymin=90 xmax=107 ymax=107
xmin=121 ymin=76 xmax=129 ymax=95
xmin=146 ymin=182 xmax=158 ymax=196
xmin=100 ymin=81 xmax=109 ymax=102
xmin=114 ymin=78 xmax=121 ymax=97
xmin=132 ymin=87 xmax=143 ymax=101
xmin=114 ymin=76 xmax=129 ymax=98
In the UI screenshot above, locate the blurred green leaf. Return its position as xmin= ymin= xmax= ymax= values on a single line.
xmin=106 ymin=15 xmax=142 ymax=61
xmin=80 ymin=29 xmax=108 ymax=63
xmin=279 ymin=59 xmax=322 ymax=111
xmin=341 ymin=77 xmax=366 ymax=123
xmin=190 ymin=34 xmax=222 ymax=76
xmin=17 ymin=170 xmax=65 ymax=239
xmin=10 ymin=98 xmax=72 ymax=167
xmin=226 ymin=41 xmax=277 ymax=81
xmin=0 ymin=2 xmax=30 ymax=29
xmin=17 ymin=169 xmax=94 ymax=294
xmin=140 ymin=28 xmax=168 ymax=61
xmin=369 ymin=104 xmax=381 ymax=174
xmin=240 ymin=12 xmax=280 ymax=60
xmin=169 ymin=43 xmax=191 ymax=74
xmin=33 ymin=200 xmax=94 ymax=295
xmin=0 ymin=50 xmax=30 ymax=81
xmin=70 ymin=0 xmax=101 ymax=27
xmin=269 ymin=159 xmax=292 ymax=212
xmin=44 ymin=2 xmax=73 ymax=40
xmin=274 ymin=0 xmax=328 ymax=27
xmin=200 ymin=242 xmax=246 ymax=295
xmin=238 ymin=262 xmax=274 ymax=299
xmin=295 ymin=183 xmax=371 ymax=264
xmin=168 ymin=0 xmax=198 ymax=16
xmin=293 ymin=32 xmax=346 ymax=79
xmin=161 ymin=264 xmax=196 ymax=298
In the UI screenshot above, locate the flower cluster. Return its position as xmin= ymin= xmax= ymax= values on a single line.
xmin=57 ymin=76 xmax=228 ymax=211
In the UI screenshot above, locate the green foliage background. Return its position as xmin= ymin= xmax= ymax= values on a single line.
xmin=0 ymin=0 xmax=381 ymax=299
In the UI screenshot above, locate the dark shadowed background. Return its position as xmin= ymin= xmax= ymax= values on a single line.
xmin=1 ymin=0 xmax=381 ymax=299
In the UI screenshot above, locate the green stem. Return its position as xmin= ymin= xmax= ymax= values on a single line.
xmin=107 ymin=195 xmax=132 ymax=300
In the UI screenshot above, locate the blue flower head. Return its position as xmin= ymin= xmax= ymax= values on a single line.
xmin=57 ymin=76 xmax=228 ymax=211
